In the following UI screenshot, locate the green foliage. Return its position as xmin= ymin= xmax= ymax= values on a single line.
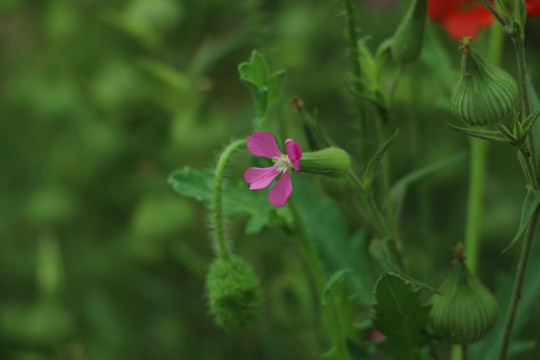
xmin=168 ymin=167 xmax=273 ymax=234
xmin=502 ymin=185 xmax=540 ymax=252
xmin=446 ymin=123 xmax=511 ymax=143
xmin=321 ymin=270 xmax=357 ymax=360
xmin=238 ymin=50 xmax=285 ymax=129
xmin=372 ymin=273 xmax=431 ymax=360
xmin=363 ymin=129 xmax=399 ymax=190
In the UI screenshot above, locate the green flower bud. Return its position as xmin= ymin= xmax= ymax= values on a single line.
xmin=299 ymin=147 xmax=351 ymax=177
xmin=391 ymin=0 xmax=428 ymax=64
xmin=207 ymin=255 xmax=262 ymax=330
xmin=451 ymin=40 xmax=518 ymax=126
xmin=430 ymin=244 xmax=498 ymax=344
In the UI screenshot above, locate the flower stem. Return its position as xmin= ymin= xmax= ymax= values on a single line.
xmin=342 ymin=0 xmax=368 ymax=166
xmin=499 ymin=207 xmax=540 ymax=360
xmin=288 ymin=197 xmax=327 ymax=296
xmin=213 ymin=139 xmax=247 ymax=259
xmin=499 ymin=30 xmax=540 ymax=360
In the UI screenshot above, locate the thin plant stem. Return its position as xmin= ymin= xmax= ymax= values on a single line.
xmin=342 ymin=0 xmax=368 ymax=166
xmin=288 ymin=197 xmax=327 ymax=296
xmin=464 ymin=138 xmax=488 ymax=275
xmin=464 ymin=23 xmax=504 ymax=275
xmin=451 ymin=345 xmax=462 ymax=360
xmin=499 ymin=28 xmax=540 ymax=360
xmin=499 ymin=207 xmax=540 ymax=360
xmin=480 ymin=0 xmax=507 ymax=26
xmin=213 ymin=139 xmax=247 ymax=259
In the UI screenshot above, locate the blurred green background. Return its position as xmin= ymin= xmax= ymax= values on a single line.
xmin=2 ymin=0 xmax=540 ymax=359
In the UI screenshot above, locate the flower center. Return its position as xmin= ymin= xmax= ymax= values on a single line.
xmin=273 ymin=154 xmax=293 ymax=173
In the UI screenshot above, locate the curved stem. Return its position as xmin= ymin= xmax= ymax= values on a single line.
xmin=213 ymin=139 xmax=247 ymax=259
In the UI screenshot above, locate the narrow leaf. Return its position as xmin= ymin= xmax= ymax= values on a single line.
xmin=502 ymin=185 xmax=540 ymax=253
xmin=372 ymin=273 xmax=431 ymax=360
xmin=521 ymin=107 xmax=540 ymax=137
xmin=363 ymin=129 xmax=399 ymax=190
xmin=447 ymin=123 xmax=509 ymax=143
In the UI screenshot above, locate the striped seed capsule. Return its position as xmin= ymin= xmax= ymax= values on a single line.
xmin=430 ymin=245 xmax=498 ymax=344
xmin=451 ymin=41 xmax=518 ymax=126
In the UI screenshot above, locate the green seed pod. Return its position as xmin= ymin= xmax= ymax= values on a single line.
xmin=207 ymin=255 xmax=262 ymax=330
xmin=391 ymin=0 xmax=428 ymax=64
xmin=299 ymin=147 xmax=351 ymax=177
xmin=451 ymin=41 xmax=518 ymax=126
xmin=430 ymin=245 xmax=498 ymax=344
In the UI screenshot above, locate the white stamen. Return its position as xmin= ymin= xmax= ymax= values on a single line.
xmin=273 ymin=154 xmax=293 ymax=173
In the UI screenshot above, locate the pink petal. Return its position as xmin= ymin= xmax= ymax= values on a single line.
xmin=269 ymin=172 xmax=292 ymax=208
xmin=247 ymin=131 xmax=282 ymax=159
xmin=244 ymin=166 xmax=279 ymax=190
xmin=285 ymin=138 xmax=302 ymax=171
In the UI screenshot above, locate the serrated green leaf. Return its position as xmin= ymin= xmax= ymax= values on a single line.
xmin=372 ymin=273 xmax=431 ymax=360
xmin=369 ymin=239 xmax=439 ymax=294
xmin=238 ymin=50 xmax=269 ymax=89
xmin=502 ymin=185 xmax=540 ymax=253
xmin=447 ymin=123 xmax=510 ymax=143
xmin=168 ymin=167 xmax=272 ymax=225
xmin=267 ymin=70 xmax=285 ymax=106
xmin=321 ymin=269 xmax=356 ymax=360
xmin=362 ymin=129 xmax=399 ymax=190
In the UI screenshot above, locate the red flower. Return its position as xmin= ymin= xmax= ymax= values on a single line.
xmin=428 ymin=0 xmax=540 ymax=40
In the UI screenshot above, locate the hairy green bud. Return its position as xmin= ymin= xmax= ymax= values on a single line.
xmin=391 ymin=0 xmax=428 ymax=64
xmin=452 ymin=40 xmax=518 ymax=126
xmin=430 ymin=244 xmax=498 ymax=344
xmin=299 ymin=147 xmax=351 ymax=177
xmin=207 ymin=255 xmax=262 ymax=330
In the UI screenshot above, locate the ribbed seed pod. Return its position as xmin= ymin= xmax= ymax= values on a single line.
xmin=430 ymin=248 xmax=498 ymax=344
xmin=451 ymin=44 xmax=518 ymax=126
xmin=207 ymin=255 xmax=262 ymax=330
xmin=299 ymin=147 xmax=351 ymax=177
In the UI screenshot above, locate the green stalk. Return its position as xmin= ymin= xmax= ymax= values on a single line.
xmin=288 ymin=197 xmax=327 ymax=296
xmin=213 ymin=139 xmax=247 ymax=259
xmin=499 ymin=207 xmax=540 ymax=360
xmin=342 ymin=0 xmax=368 ymax=166
xmin=464 ymin=22 xmax=503 ymax=276
xmin=499 ymin=30 xmax=540 ymax=360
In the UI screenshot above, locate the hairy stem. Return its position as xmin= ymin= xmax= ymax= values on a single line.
xmin=213 ymin=139 xmax=247 ymax=259
xmin=342 ymin=0 xmax=368 ymax=166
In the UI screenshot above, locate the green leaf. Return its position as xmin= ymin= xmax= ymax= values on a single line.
xmin=362 ymin=129 xmax=399 ymax=190
xmin=238 ymin=50 xmax=269 ymax=89
xmin=447 ymin=123 xmax=510 ymax=143
xmin=369 ymin=239 xmax=439 ymax=294
xmin=321 ymin=270 xmax=356 ymax=360
xmin=521 ymin=107 xmax=540 ymax=138
xmin=238 ymin=50 xmax=285 ymax=124
xmin=390 ymin=153 xmax=466 ymax=226
xmin=168 ymin=167 xmax=273 ymax=233
xmin=372 ymin=273 xmax=431 ymax=360
xmin=267 ymin=70 xmax=285 ymax=106
xmin=294 ymin=181 xmax=373 ymax=303
xmin=502 ymin=185 xmax=540 ymax=253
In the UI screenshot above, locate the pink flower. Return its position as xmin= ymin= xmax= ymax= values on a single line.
xmin=244 ymin=131 xmax=302 ymax=208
